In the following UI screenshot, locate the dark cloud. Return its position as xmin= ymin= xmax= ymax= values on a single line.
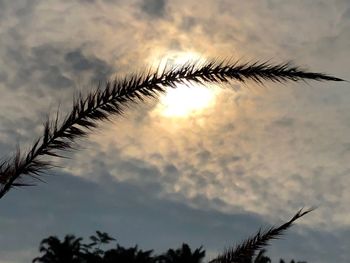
xmin=342 ymin=7 xmax=350 ymax=20
xmin=340 ymin=142 xmax=350 ymax=156
xmin=196 ymin=149 xmax=211 ymax=163
xmin=3 ymin=44 xmax=73 ymax=91
xmin=0 ymin=41 xmax=113 ymax=161
xmin=14 ymin=0 xmax=39 ymax=18
xmin=41 ymin=65 xmax=73 ymax=89
xmin=112 ymin=155 xmax=162 ymax=181
xmin=272 ymin=117 xmax=295 ymax=128
xmin=78 ymin=0 xmax=96 ymax=3
xmin=0 ymin=140 xmax=13 ymax=158
xmin=180 ymin=16 xmax=197 ymax=31
xmin=65 ymin=49 xmax=113 ymax=82
xmin=85 ymin=146 xmax=179 ymax=186
xmin=0 ymin=71 xmax=7 ymax=83
xmin=164 ymin=163 xmax=179 ymax=175
xmin=0 ymin=115 xmax=41 ymax=147
xmin=0 ymin=1 xmax=4 ymax=18
xmin=140 ymin=0 xmax=167 ymax=18
xmin=4 ymin=43 xmax=113 ymax=92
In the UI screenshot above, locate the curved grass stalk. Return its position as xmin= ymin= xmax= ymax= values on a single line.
xmin=209 ymin=208 xmax=313 ymax=263
xmin=0 ymin=59 xmax=343 ymax=198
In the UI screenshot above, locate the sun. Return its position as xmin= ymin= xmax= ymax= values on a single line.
xmin=157 ymin=84 xmax=216 ymax=117
xmin=150 ymin=51 xmax=219 ymax=118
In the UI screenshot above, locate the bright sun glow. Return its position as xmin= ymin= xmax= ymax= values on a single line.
xmin=159 ymin=84 xmax=216 ymax=117
xmin=151 ymin=51 xmax=218 ymax=118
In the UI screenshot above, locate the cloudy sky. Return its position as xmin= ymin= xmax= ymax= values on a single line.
xmin=0 ymin=0 xmax=349 ymax=262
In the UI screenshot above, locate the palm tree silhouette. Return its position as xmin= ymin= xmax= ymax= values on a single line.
xmin=157 ymin=243 xmax=205 ymax=263
xmin=32 ymin=235 xmax=83 ymax=263
xmin=103 ymin=245 xmax=154 ymax=263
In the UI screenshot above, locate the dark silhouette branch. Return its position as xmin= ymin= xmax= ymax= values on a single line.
xmin=0 ymin=59 xmax=343 ymax=198
xmin=209 ymin=208 xmax=313 ymax=263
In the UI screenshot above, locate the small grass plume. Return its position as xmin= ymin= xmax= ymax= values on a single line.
xmin=209 ymin=208 xmax=313 ymax=263
xmin=0 ymin=59 xmax=343 ymax=198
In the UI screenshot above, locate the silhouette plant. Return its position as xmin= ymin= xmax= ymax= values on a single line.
xmin=157 ymin=243 xmax=205 ymax=263
xmin=0 ymin=59 xmax=343 ymax=198
xmin=209 ymin=209 xmax=312 ymax=263
xmin=0 ymin=57 xmax=342 ymax=262
xmin=33 ymin=214 xmax=310 ymax=263
xmin=32 ymin=235 xmax=83 ymax=263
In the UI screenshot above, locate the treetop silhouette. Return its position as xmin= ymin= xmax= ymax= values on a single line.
xmin=33 ymin=229 xmax=308 ymax=263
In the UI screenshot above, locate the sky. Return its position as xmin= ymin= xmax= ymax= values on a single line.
xmin=0 ymin=0 xmax=349 ymax=262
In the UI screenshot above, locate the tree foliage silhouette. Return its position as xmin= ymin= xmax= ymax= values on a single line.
xmin=33 ymin=231 xmax=204 ymax=263
xmin=33 ymin=230 xmax=308 ymax=263
xmin=32 ymin=209 xmax=312 ymax=262
xmin=33 ymin=235 xmax=83 ymax=263
xmin=157 ymin=243 xmax=205 ymax=263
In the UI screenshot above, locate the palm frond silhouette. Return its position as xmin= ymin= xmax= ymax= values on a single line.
xmin=209 ymin=209 xmax=312 ymax=263
xmin=0 ymin=59 xmax=343 ymax=198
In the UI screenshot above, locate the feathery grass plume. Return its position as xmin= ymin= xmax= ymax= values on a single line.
xmin=0 ymin=59 xmax=343 ymax=198
xmin=209 ymin=208 xmax=313 ymax=263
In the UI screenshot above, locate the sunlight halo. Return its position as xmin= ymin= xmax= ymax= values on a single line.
xmin=150 ymin=51 xmax=219 ymax=118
